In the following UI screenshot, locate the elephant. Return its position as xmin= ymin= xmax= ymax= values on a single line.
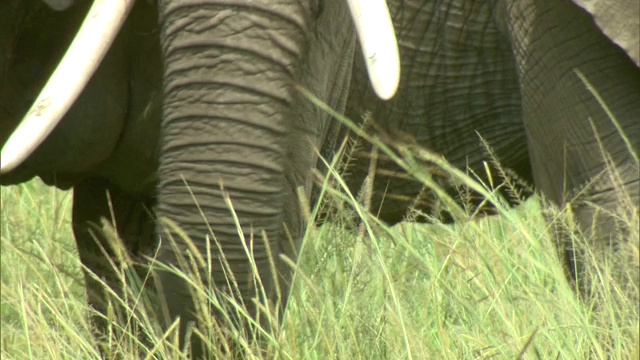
xmin=2 ymin=0 xmax=638 ymax=356
xmin=1 ymin=0 xmax=399 ymax=356
xmin=337 ymin=0 xmax=638 ymax=302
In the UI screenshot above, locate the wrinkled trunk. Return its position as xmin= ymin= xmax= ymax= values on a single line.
xmin=154 ymin=0 xmax=315 ymax=347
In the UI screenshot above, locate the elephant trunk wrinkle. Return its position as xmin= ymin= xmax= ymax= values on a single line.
xmin=160 ymin=0 xmax=310 ymax=35
xmin=163 ymin=159 xmax=285 ymax=178
xmin=161 ymin=108 xmax=290 ymax=136
xmin=164 ymin=37 xmax=298 ymax=76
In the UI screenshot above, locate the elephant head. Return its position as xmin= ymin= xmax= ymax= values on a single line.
xmin=1 ymin=0 xmax=401 ymax=356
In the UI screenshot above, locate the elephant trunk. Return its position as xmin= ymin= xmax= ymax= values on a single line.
xmin=155 ymin=0 xmax=313 ymax=339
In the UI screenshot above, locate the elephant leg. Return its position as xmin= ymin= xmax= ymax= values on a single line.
xmin=502 ymin=0 xmax=639 ymax=301
xmin=72 ymin=178 xmax=155 ymax=346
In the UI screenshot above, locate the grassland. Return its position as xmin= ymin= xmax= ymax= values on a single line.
xmin=1 ymin=172 xmax=638 ymax=359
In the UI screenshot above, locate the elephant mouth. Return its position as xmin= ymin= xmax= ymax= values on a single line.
xmin=0 ymin=0 xmax=400 ymax=174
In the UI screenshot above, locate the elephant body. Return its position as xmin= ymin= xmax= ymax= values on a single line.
xmin=341 ymin=0 xmax=638 ymax=295
xmin=342 ymin=0 xmax=529 ymax=224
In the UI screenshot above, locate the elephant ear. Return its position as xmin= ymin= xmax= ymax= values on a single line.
xmin=572 ymin=0 xmax=639 ymax=66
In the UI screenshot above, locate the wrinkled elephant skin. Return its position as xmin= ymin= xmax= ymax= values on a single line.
xmin=2 ymin=0 xmax=638 ymax=357
xmin=341 ymin=0 xmax=638 ymax=302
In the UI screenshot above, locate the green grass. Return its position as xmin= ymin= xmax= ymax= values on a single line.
xmin=2 ymin=172 xmax=638 ymax=359
xmin=1 ymin=96 xmax=638 ymax=357
xmin=1 ymin=181 xmax=98 ymax=359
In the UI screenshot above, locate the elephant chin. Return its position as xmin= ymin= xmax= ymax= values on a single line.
xmin=0 ymin=0 xmax=134 ymax=174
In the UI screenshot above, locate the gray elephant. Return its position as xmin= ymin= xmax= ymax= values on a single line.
xmin=338 ymin=0 xmax=638 ymax=300
xmin=3 ymin=0 xmax=638 ymax=357
xmin=1 ymin=0 xmax=399 ymax=356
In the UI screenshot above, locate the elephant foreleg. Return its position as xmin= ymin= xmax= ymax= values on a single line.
xmin=72 ymin=178 xmax=155 ymax=347
xmin=502 ymin=0 xmax=640 ymax=303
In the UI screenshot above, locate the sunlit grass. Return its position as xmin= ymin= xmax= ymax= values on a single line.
xmin=1 ymin=95 xmax=638 ymax=359
xmin=2 ymin=168 xmax=638 ymax=359
xmin=1 ymin=182 xmax=98 ymax=359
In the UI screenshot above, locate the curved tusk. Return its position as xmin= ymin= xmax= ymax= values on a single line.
xmin=0 ymin=0 xmax=135 ymax=174
xmin=347 ymin=0 xmax=400 ymax=101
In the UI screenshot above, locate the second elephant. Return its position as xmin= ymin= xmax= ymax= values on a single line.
xmin=339 ymin=0 xmax=639 ymax=298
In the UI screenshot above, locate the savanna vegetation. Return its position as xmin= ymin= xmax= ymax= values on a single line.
xmin=2 ymin=141 xmax=638 ymax=359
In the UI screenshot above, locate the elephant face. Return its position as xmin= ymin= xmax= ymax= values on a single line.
xmin=154 ymin=0 xmax=400 ymax=354
xmin=2 ymin=0 xmax=401 ymax=356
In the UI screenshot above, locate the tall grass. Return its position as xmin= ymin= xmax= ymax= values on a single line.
xmin=1 ymin=98 xmax=638 ymax=358
xmin=2 ymin=171 xmax=637 ymax=359
xmin=1 ymin=181 xmax=98 ymax=359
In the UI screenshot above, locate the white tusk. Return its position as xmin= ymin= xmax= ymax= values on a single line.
xmin=0 ymin=0 xmax=135 ymax=174
xmin=346 ymin=0 xmax=400 ymax=101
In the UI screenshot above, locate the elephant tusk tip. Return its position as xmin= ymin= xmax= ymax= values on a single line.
xmin=347 ymin=0 xmax=401 ymax=101
xmin=0 ymin=134 xmax=33 ymax=173
xmin=0 ymin=151 xmax=22 ymax=174
xmin=369 ymin=57 xmax=400 ymax=101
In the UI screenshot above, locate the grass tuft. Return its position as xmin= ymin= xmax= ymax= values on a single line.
xmin=1 ymin=104 xmax=637 ymax=358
